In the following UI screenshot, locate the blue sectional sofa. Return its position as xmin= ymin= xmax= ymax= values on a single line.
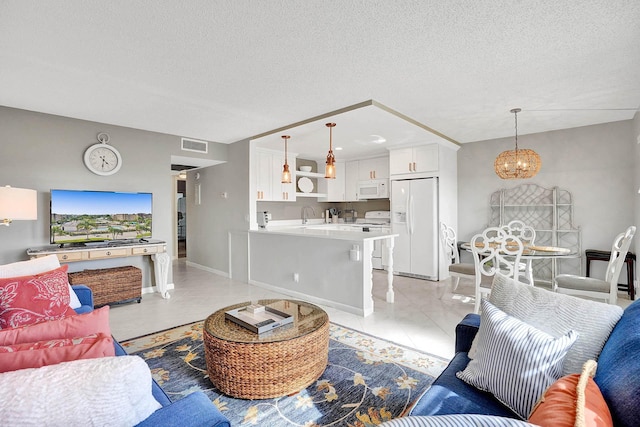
xmin=72 ymin=285 xmax=231 ymax=427
xmin=407 ymin=297 xmax=640 ymax=427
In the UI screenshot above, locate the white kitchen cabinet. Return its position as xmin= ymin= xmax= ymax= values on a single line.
xmin=358 ymin=156 xmax=389 ymax=180
xmin=255 ymin=150 xmax=272 ymax=200
xmin=318 ymin=161 xmax=345 ymax=201
xmin=254 ymin=149 xmax=295 ymax=201
xmin=389 ymin=144 xmax=438 ymax=176
xmin=345 ymin=160 xmax=360 ymax=201
xmin=271 ymin=155 xmax=296 ymax=201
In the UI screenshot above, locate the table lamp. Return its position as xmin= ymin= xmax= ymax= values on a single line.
xmin=0 ymin=185 xmax=37 ymax=226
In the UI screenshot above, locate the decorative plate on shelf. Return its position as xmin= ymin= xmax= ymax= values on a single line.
xmin=298 ymin=177 xmax=314 ymax=193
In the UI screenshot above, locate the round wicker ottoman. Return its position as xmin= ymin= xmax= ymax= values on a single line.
xmin=203 ymin=299 xmax=329 ymax=399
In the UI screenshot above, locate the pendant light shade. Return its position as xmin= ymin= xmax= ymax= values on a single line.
xmin=281 ymin=135 xmax=291 ymax=184
xmin=494 ymin=108 xmax=541 ymax=179
xmin=325 ymin=122 xmax=336 ymax=179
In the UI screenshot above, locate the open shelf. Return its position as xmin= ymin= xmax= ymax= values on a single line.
xmin=296 ymin=192 xmax=327 ymax=198
xmin=295 ymin=171 xmax=325 ymax=179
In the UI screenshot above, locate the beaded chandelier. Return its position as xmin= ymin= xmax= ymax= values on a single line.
xmin=494 ymin=108 xmax=541 ymax=179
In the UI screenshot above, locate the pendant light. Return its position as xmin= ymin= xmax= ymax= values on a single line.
xmin=494 ymin=108 xmax=541 ymax=179
xmin=281 ymin=135 xmax=291 ymax=184
xmin=325 ymin=122 xmax=336 ymax=179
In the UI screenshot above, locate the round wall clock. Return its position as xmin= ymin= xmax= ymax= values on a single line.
xmin=83 ymin=132 xmax=122 ymax=176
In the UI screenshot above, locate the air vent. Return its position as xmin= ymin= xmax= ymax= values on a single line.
xmin=181 ymin=138 xmax=208 ymax=154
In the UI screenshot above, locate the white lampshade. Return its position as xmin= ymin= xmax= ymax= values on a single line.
xmin=0 ymin=186 xmax=38 ymax=225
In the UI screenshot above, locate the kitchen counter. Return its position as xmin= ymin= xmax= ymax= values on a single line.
xmin=248 ymin=225 xmax=397 ymax=316
xmin=254 ymin=224 xmax=395 ymax=241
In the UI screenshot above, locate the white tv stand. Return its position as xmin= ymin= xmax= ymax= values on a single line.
xmin=26 ymin=239 xmax=171 ymax=299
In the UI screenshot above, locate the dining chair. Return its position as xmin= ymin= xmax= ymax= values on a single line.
xmin=502 ymin=220 xmax=536 ymax=284
xmin=440 ymin=222 xmax=475 ymax=292
xmin=554 ymin=225 xmax=636 ymax=305
xmin=470 ymin=226 xmax=524 ymax=313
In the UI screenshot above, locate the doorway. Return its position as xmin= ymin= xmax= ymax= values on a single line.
xmin=177 ymin=178 xmax=187 ymax=258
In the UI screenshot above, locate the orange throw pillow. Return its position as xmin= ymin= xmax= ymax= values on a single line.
xmin=528 ymin=360 xmax=613 ymax=427
xmin=0 ymin=265 xmax=75 ymax=328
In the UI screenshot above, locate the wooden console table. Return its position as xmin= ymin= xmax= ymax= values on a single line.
xmin=26 ymin=239 xmax=171 ymax=299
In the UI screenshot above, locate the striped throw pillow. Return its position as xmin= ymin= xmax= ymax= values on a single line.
xmin=380 ymin=414 xmax=536 ymax=427
xmin=378 ymin=414 xmax=536 ymax=426
xmin=456 ymin=300 xmax=577 ymax=419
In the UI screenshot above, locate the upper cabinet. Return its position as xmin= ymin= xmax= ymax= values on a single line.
xmin=255 ymin=150 xmax=273 ymax=201
xmin=317 ymin=162 xmax=346 ymax=202
xmin=254 ymin=148 xmax=296 ymax=202
xmin=345 ymin=160 xmax=359 ymax=202
xmin=389 ymin=145 xmax=438 ymax=176
xmin=358 ymin=156 xmax=389 ymax=180
xmin=271 ymin=155 xmax=296 ymax=201
xmin=344 ymin=156 xmax=389 ymax=201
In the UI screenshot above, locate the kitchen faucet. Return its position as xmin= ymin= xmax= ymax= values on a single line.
xmin=301 ymin=206 xmax=316 ymax=224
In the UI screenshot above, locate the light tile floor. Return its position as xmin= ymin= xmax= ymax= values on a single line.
xmin=109 ymin=260 xmax=633 ymax=360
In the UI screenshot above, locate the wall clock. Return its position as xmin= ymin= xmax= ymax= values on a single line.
xmin=84 ymin=132 xmax=122 ymax=176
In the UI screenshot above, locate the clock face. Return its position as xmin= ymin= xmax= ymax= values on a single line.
xmin=84 ymin=143 xmax=122 ymax=175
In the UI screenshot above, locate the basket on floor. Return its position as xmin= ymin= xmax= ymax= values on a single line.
xmin=68 ymin=266 xmax=142 ymax=307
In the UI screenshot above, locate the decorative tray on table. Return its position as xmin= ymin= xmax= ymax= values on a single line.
xmin=225 ymin=303 xmax=293 ymax=334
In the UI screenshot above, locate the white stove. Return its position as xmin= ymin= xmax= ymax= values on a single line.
xmin=356 ymin=211 xmax=390 ymax=269
xmin=355 ymin=210 xmax=391 ymax=229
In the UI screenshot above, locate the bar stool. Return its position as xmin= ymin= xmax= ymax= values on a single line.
xmin=585 ymin=249 xmax=636 ymax=300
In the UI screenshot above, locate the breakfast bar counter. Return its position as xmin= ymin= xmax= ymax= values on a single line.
xmin=248 ymin=226 xmax=397 ymax=316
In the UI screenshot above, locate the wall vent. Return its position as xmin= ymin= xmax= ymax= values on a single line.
xmin=181 ymin=137 xmax=208 ymax=154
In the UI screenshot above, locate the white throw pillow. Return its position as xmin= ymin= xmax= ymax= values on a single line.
xmin=0 ymin=356 xmax=161 ymax=426
xmin=0 ymin=255 xmax=82 ymax=309
xmin=487 ymin=272 xmax=623 ymax=375
xmin=457 ymin=300 xmax=577 ymax=420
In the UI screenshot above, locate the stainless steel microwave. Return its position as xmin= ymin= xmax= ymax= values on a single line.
xmin=357 ymin=179 xmax=389 ymax=199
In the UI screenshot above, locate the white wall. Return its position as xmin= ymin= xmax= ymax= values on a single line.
xmin=0 ymin=106 xmax=227 ymax=288
xmin=458 ymin=120 xmax=636 ymax=264
xmin=186 ymin=139 xmax=250 ymax=280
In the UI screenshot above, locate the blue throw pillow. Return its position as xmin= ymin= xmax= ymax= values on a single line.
xmin=456 ymin=300 xmax=577 ymax=419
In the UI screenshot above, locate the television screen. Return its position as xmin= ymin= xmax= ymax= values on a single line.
xmin=50 ymin=189 xmax=152 ymax=245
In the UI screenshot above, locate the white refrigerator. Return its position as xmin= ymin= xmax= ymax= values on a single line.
xmin=391 ymin=177 xmax=439 ymax=280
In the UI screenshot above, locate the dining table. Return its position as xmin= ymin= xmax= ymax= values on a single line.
xmin=460 ymin=242 xmax=579 ymax=286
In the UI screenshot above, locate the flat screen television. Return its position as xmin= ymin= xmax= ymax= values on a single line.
xmin=50 ymin=189 xmax=152 ymax=246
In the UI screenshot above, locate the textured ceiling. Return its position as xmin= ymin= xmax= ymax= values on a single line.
xmin=1 ymin=0 xmax=639 ymax=154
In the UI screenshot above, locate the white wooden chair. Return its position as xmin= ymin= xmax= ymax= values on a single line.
xmin=470 ymin=227 xmax=524 ymax=313
xmin=502 ymin=220 xmax=536 ymax=284
xmin=440 ymin=222 xmax=475 ymax=292
xmin=554 ymin=226 xmax=636 ymax=305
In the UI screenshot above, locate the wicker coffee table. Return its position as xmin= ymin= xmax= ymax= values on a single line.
xmin=203 ymin=299 xmax=329 ymax=399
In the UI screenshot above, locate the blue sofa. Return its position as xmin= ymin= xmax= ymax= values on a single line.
xmin=72 ymin=285 xmax=231 ymax=427
xmin=408 ymin=298 xmax=640 ymax=426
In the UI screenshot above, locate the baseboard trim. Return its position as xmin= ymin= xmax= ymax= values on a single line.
xmin=142 ymin=283 xmax=175 ymax=295
xmin=247 ymin=279 xmax=367 ymax=316
xmin=186 ymin=261 xmax=230 ymax=278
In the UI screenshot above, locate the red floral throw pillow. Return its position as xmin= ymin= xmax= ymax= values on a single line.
xmin=0 ymin=265 xmax=75 ymax=328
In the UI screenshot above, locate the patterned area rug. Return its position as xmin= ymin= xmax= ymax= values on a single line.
xmin=122 ymin=322 xmax=449 ymax=426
